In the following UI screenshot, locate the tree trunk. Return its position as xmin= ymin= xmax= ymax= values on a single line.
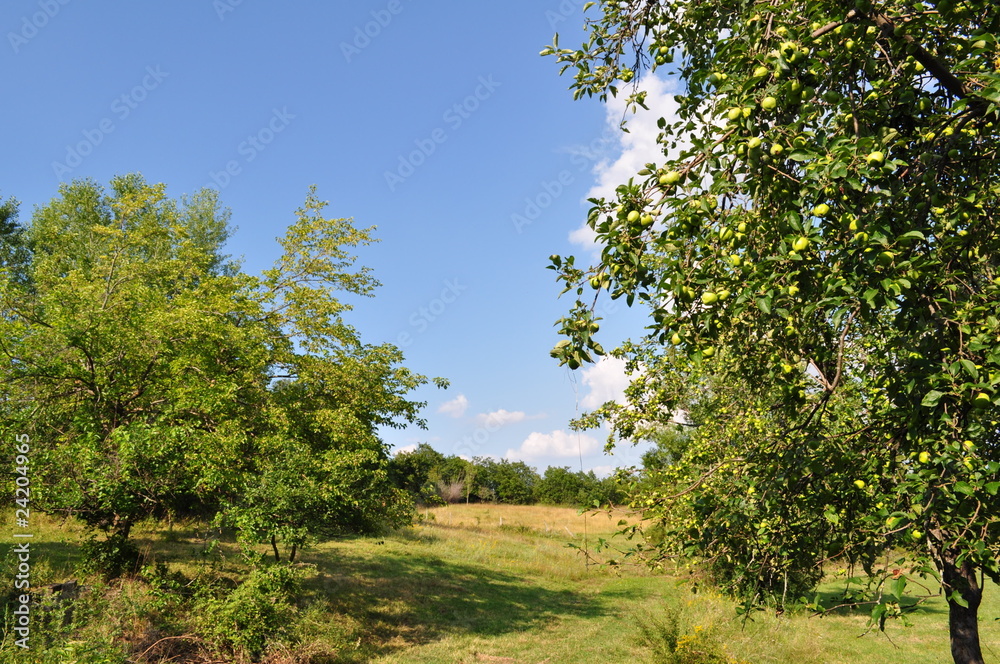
xmin=939 ymin=548 xmax=985 ymax=664
xmin=289 ymin=543 xmax=298 ymax=563
xmin=271 ymin=534 xmax=281 ymax=562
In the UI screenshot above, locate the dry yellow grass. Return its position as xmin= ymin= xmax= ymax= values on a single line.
xmin=422 ymin=503 xmax=635 ymax=539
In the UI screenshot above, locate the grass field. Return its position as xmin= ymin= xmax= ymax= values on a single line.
xmin=2 ymin=504 xmax=999 ymax=662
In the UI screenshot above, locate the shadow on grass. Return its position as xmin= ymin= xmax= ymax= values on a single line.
xmin=299 ymin=541 xmax=611 ymax=657
xmin=808 ymin=586 xmax=946 ymax=617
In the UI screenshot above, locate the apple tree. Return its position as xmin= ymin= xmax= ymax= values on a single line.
xmin=545 ymin=1 xmax=1000 ymax=662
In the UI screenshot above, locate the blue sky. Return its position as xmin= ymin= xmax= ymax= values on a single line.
xmin=3 ymin=0 xmax=683 ymax=475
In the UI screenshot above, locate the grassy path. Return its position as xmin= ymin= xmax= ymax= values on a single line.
xmin=3 ymin=505 xmax=998 ymax=662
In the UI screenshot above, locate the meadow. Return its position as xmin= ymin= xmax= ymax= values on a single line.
xmin=1 ymin=504 xmax=998 ymax=663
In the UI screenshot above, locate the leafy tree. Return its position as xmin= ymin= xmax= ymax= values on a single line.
xmin=389 ymin=443 xmax=447 ymax=506
xmin=545 ymin=2 xmax=1000 ymax=662
xmin=535 ymin=466 xmax=587 ymax=505
xmin=0 ymin=176 xmax=432 ymax=567
xmin=475 ymin=458 xmax=540 ymax=505
xmin=0 ymin=175 xmax=268 ymax=546
xmin=430 ymin=454 xmax=478 ymax=503
xmin=223 ymin=190 xmax=433 ymax=560
xmin=0 ymin=193 xmax=28 ymax=288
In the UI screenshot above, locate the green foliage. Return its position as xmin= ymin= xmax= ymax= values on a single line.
xmin=0 ymin=175 xmax=431 ymax=573
xmin=534 ymin=466 xmax=627 ymax=507
xmin=197 ymin=564 xmax=302 ymax=660
xmin=636 ymin=604 xmax=743 ymax=664
xmin=475 ymin=458 xmax=540 ymax=505
xmin=79 ymin=532 xmax=143 ymax=580
xmin=389 ymin=443 xmax=447 ymax=505
xmin=547 ymin=1 xmax=1000 ymax=659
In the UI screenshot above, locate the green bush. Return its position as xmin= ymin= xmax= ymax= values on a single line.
xmin=197 ymin=564 xmax=302 ymax=660
xmin=636 ymin=605 xmax=746 ymax=664
xmin=78 ymin=532 xmax=143 ymax=579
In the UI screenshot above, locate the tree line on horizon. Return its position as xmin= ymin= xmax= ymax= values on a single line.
xmin=387 ymin=442 xmax=628 ymax=508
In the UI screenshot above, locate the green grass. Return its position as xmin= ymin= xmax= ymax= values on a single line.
xmin=2 ymin=505 xmax=999 ymax=663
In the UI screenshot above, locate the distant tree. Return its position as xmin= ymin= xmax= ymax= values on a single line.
xmin=430 ymin=455 xmax=478 ymax=503
xmin=535 ymin=466 xmax=587 ymax=505
xmin=389 ymin=443 xmax=446 ymax=506
xmin=476 ymin=458 xmax=540 ymax=505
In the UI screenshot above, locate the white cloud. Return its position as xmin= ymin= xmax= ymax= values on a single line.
xmin=580 ymin=355 xmax=633 ymax=410
xmin=472 ymin=409 xmax=545 ymax=427
xmin=505 ymin=429 xmax=601 ymax=462
xmin=588 ymin=464 xmax=616 ymax=478
xmin=570 ymin=74 xmax=686 ymax=251
xmin=437 ymin=394 xmax=469 ymax=418
xmin=393 ymin=443 xmax=418 ymax=456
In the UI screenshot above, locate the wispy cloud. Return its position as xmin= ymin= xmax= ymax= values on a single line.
xmin=437 ymin=394 xmax=469 ymax=418
xmin=472 ymin=409 xmax=545 ymax=427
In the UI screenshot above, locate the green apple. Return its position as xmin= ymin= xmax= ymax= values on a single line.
xmin=640 ymin=214 xmax=655 ymax=228
xmin=627 ymin=210 xmax=641 ymax=223
xmin=854 ymin=479 xmax=866 ymax=489
xmin=910 ymin=529 xmax=923 ymax=541
xmin=866 ymin=150 xmax=886 ymax=166
xmin=973 ymin=392 xmax=991 ymax=409
xmin=670 ymin=332 xmax=682 ymax=345
xmin=761 ymin=96 xmax=778 ymax=111
xmin=787 ymin=285 xmax=800 ymax=296
xmin=747 ymin=137 xmax=763 ymax=150
xmin=590 ymin=276 xmax=601 ymax=289
xmin=877 ymin=250 xmax=895 ymax=265
xmin=753 ymin=65 xmax=770 ymax=78
xmin=727 ymin=107 xmax=743 ymax=121
xmin=717 ymin=289 xmax=731 ymax=301
xmin=660 ymin=170 xmax=682 ymax=185
xmin=812 ymin=203 xmax=830 ymax=216
xmin=918 ymin=451 xmax=931 ymax=464
xmin=702 ymin=346 xmax=715 ymax=358
xmin=792 ymin=236 xmax=810 ymax=252
xmin=770 ymin=143 xmax=784 ymax=156
xmin=702 ymin=291 xmax=719 ymax=305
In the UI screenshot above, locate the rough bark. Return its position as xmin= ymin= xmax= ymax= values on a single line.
xmin=938 ymin=545 xmax=985 ymax=664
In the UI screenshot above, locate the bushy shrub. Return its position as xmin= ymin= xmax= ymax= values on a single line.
xmin=197 ymin=564 xmax=302 ymax=660
xmin=78 ymin=532 xmax=143 ymax=579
